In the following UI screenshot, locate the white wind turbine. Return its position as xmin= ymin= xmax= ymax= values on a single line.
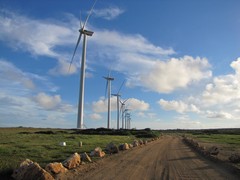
xmin=103 ymin=72 xmax=114 ymax=129
xmin=69 ymin=0 xmax=98 ymax=129
xmin=112 ymin=80 xmax=125 ymax=130
xmin=120 ymin=99 xmax=129 ymax=129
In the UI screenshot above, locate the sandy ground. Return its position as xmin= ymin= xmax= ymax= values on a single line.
xmin=57 ymin=136 xmax=239 ymax=180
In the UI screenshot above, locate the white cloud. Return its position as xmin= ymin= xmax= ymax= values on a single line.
xmin=0 ymin=9 xmax=74 ymax=58
xmin=32 ymin=92 xmax=75 ymax=112
xmin=141 ymin=56 xmax=212 ymax=93
xmin=89 ymin=113 xmax=102 ymax=120
xmin=158 ymin=58 xmax=240 ymax=122
xmin=49 ymin=59 xmax=77 ymax=76
xmin=127 ymin=98 xmax=149 ymax=111
xmin=158 ymin=99 xmax=200 ymax=114
xmin=206 ymin=111 xmax=233 ymax=119
xmin=92 ymin=29 xmax=211 ymax=93
xmin=201 ymin=58 xmax=240 ymax=106
xmin=32 ymin=93 xmax=61 ymax=110
xmin=93 ymin=7 xmax=125 ymax=20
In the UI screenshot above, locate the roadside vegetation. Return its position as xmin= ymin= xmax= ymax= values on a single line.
xmin=0 ymin=127 xmax=159 ymax=178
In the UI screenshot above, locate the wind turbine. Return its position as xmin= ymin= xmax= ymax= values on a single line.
xmin=120 ymin=99 xmax=129 ymax=129
xmin=112 ymin=80 xmax=125 ymax=130
xmin=68 ymin=0 xmax=98 ymax=129
xmin=125 ymin=111 xmax=131 ymax=129
xmin=124 ymin=109 xmax=131 ymax=129
xmin=103 ymin=72 xmax=114 ymax=129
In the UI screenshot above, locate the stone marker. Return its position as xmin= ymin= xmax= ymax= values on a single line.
xmin=81 ymin=152 xmax=92 ymax=162
xmin=63 ymin=152 xmax=81 ymax=169
xmin=12 ymin=159 xmax=54 ymax=180
xmin=106 ymin=142 xmax=119 ymax=154
xmin=123 ymin=143 xmax=130 ymax=150
xmin=45 ymin=162 xmax=67 ymax=175
xmin=138 ymin=139 xmax=143 ymax=145
xmin=133 ymin=140 xmax=139 ymax=147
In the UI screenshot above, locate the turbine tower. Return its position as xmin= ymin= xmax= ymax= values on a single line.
xmin=112 ymin=80 xmax=125 ymax=130
xmin=103 ymin=73 xmax=114 ymax=129
xmin=69 ymin=0 xmax=98 ymax=129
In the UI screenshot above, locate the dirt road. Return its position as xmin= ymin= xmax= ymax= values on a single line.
xmin=57 ymin=136 xmax=239 ymax=180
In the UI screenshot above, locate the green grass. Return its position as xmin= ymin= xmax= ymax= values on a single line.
xmin=190 ymin=134 xmax=240 ymax=147
xmin=0 ymin=127 xmax=136 ymax=176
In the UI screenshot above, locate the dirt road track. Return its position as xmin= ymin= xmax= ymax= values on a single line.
xmin=57 ymin=136 xmax=239 ymax=180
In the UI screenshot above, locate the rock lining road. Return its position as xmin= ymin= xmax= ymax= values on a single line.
xmin=57 ymin=136 xmax=239 ymax=180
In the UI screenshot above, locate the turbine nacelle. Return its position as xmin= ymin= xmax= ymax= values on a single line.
xmin=112 ymin=93 xmax=121 ymax=97
xmin=103 ymin=76 xmax=114 ymax=81
xmin=79 ymin=28 xmax=94 ymax=36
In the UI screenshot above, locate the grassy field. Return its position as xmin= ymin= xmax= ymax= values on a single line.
xmin=0 ymin=127 xmax=140 ymax=177
xmin=191 ymin=134 xmax=240 ymax=148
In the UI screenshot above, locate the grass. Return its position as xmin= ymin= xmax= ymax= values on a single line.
xmin=190 ymin=134 xmax=240 ymax=148
xmin=0 ymin=127 xmax=137 ymax=177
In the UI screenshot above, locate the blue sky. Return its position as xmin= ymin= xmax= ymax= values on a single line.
xmin=1 ymin=0 xmax=240 ymax=129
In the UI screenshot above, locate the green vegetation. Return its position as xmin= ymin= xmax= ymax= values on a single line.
xmin=0 ymin=127 xmax=159 ymax=177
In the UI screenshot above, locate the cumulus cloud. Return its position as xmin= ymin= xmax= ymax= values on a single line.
xmin=127 ymin=98 xmax=150 ymax=111
xmin=141 ymin=56 xmax=212 ymax=93
xmin=32 ymin=93 xmax=61 ymax=110
xmin=92 ymin=29 xmax=211 ymax=93
xmin=89 ymin=113 xmax=102 ymax=120
xmin=32 ymin=92 xmax=75 ymax=112
xmin=93 ymin=7 xmax=125 ymax=20
xmin=158 ymin=58 xmax=240 ymax=121
xmin=202 ymin=58 xmax=240 ymax=106
xmin=206 ymin=111 xmax=233 ymax=119
xmin=158 ymin=99 xmax=200 ymax=114
xmin=49 ymin=59 xmax=77 ymax=76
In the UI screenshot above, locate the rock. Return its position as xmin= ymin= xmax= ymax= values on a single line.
xmin=106 ymin=142 xmax=119 ymax=154
xmin=229 ymin=153 xmax=240 ymax=163
xmin=45 ymin=162 xmax=67 ymax=174
xmin=12 ymin=159 xmax=54 ymax=180
xmin=95 ymin=151 xmax=105 ymax=157
xmin=63 ymin=152 xmax=81 ymax=169
xmin=90 ymin=147 xmax=105 ymax=157
xmin=81 ymin=152 xmax=92 ymax=162
xmin=143 ymin=140 xmax=148 ymax=145
xmin=128 ymin=144 xmax=133 ymax=148
xmin=208 ymin=146 xmax=219 ymax=155
xmin=118 ymin=144 xmax=124 ymax=151
xmin=133 ymin=140 xmax=139 ymax=147
xmin=138 ymin=139 xmax=143 ymax=145
xmin=123 ymin=143 xmax=129 ymax=150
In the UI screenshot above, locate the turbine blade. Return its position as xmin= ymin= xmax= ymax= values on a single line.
xmin=68 ymin=33 xmax=82 ymax=73
xmin=79 ymin=11 xmax=83 ymax=28
xmin=83 ymin=0 xmax=98 ymax=28
xmin=123 ymin=98 xmax=129 ymax=103
xmin=119 ymin=99 xmax=123 ymax=104
xmin=117 ymin=80 xmax=125 ymax=94
xmin=108 ymin=69 xmax=112 ymax=78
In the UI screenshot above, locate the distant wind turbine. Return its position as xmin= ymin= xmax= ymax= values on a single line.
xmin=112 ymin=80 xmax=125 ymax=130
xmin=103 ymin=72 xmax=114 ymax=129
xmin=68 ymin=0 xmax=98 ymax=129
xmin=120 ymin=99 xmax=129 ymax=129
